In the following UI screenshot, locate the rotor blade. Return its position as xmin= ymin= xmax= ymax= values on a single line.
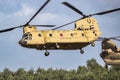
xmin=26 ymin=0 xmax=50 ymax=25
xmin=0 ymin=26 xmax=22 ymax=33
xmin=112 ymin=38 xmax=120 ymax=41
xmin=96 ymin=39 xmax=102 ymax=41
xmin=109 ymin=36 xmax=120 ymax=39
xmin=52 ymin=18 xmax=82 ymax=30
xmin=98 ymin=37 xmax=105 ymax=39
xmin=90 ymin=8 xmax=120 ymax=16
xmin=0 ymin=28 xmax=16 ymax=33
xmin=62 ymin=2 xmax=86 ymax=17
xmin=31 ymin=25 xmax=56 ymax=27
xmin=97 ymin=37 xmax=104 ymax=41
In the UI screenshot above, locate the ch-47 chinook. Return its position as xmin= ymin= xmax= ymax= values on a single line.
xmin=99 ymin=36 xmax=120 ymax=69
xmin=0 ymin=1 xmax=120 ymax=56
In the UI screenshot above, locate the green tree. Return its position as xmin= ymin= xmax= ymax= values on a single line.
xmin=0 ymin=58 xmax=120 ymax=80
xmin=2 ymin=68 xmax=15 ymax=80
xmin=14 ymin=68 xmax=28 ymax=80
xmin=34 ymin=67 xmax=47 ymax=80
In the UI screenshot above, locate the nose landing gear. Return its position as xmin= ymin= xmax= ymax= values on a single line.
xmin=44 ymin=50 xmax=50 ymax=56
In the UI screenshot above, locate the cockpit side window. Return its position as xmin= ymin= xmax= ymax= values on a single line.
xmin=23 ymin=32 xmax=32 ymax=41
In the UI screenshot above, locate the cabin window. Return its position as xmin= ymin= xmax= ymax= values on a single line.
xmin=28 ymin=33 xmax=32 ymax=40
xmin=49 ymin=34 xmax=52 ymax=37
xmin=38 ymin=34 xmax=41 ymax=37
xmin=60 ymin=33 xmax=63 ymax=36
xmin=29 ymin=34 xmax=32 ymax=37
xmin=95 ymin=34 xmax=97 ymax=36
xmin=71 ymin=33 xmax=73 ymax=37
xmin=90 ymin=25 xmax=94 ymax=29
xmin=85 ymin=29 xmax=89 ymax=30
xmin=23 ymin=32 xmax=32 ymax=41
xmin=23 ymin=34 xmax=28 ymax=38
xmin=81 ymin=33 xmax=84 ymax=37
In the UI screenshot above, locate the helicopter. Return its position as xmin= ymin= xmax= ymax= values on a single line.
xmin=0 ymin=0 xmax=120 ymax=56
xmin=99 ymin=36 xmax=120 ymax=69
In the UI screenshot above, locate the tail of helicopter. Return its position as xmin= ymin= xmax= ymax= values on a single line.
xmin=75 ymin=17 xmax=101 ymax=42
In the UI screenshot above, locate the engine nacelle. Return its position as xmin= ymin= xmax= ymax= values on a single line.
xmin=23 ymin=26 xmax=36 ymax=34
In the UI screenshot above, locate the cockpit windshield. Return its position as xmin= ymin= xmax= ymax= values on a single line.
xmin=22 ymin=32 xmax=32 ymax=41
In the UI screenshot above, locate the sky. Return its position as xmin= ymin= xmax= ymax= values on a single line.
xmin=0 ymin=0 xmax=120 ymax=71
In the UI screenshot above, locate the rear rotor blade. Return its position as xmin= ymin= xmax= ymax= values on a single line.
xmin=0 ymin=26 xmax=22 ymax=33
xmin=98 ymin=37 xmax=105 ymax=40
xmin=52 ymin=18 xmax=82 ymax=30
xmin=109 ymin=36 xmax=120 ymax=39
xmin=97 ymin=36 xmax=120 ymax=42
xmin=89 ymin=8 xmax=120 ymax=16
xmin=26 ymin=0 xmax=51 ymax=25
xmin=97 ymin=37 xmax=105 ymax=41
xmin=112 ymin=38 xmax=120 ymax=41
xmin=31 ymin=25 xmax=56 ymax=27
xmin=52 ymin=7 xmax=120 ymax=30
xmin=62 ymin=2 xmax=86 ymax=17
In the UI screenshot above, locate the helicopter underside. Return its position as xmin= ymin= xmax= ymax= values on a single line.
xmin=20 ymin=42 xmax=90 ymax=50
xmin=101 ymin=52 xmax=120 ymax=65
xmin=104 ymin=59 xmax=120 ymax=65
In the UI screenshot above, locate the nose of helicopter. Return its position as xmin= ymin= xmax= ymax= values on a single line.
xmin=19 ymin=39 xmax=27 ymax=46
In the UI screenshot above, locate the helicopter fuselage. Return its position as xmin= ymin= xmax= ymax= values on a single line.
xmin=19 ymin=30 xmax=94 ymax=50
xmin=19 ymin=18 xmax=101 ymax=50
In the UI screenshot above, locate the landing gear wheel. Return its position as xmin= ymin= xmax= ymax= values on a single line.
xmin=45 ymin=51 xmax=50 ymax=56
xmin=80 ymin=49 xmax=84 ymax=54
xmin=91 ymin=43 xmax=95 ymax=47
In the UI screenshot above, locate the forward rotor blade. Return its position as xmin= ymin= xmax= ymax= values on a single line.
xmin=0 ymin=26 xmax=22 ymax=33
xmin=62 ymin=2 xmax=86 ymax=17
xmin=26 ymin=0 xmax=50 ymax=25
xmin=31 ymin=25 xmax=56 ymax=27
xmin=89 ymin=8 xmax=120 ymax=16
xmin=52 ymin=18 xmax=82 ymax=30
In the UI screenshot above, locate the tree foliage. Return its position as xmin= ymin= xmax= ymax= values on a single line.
xmin=0 ymin=59 xmax=120 ymax=80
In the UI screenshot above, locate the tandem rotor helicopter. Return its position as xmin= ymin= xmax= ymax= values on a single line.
xmin=98 ymin=36 xmax=120 ymax=68
xmin=0 ymin=0 xmax=120 ymax=56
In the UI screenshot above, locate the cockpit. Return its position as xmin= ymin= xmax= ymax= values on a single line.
xmin=22 ymin=32 xmax=32 ymax=41
xmin=19 ymin=32 xmax=32 ymax=45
